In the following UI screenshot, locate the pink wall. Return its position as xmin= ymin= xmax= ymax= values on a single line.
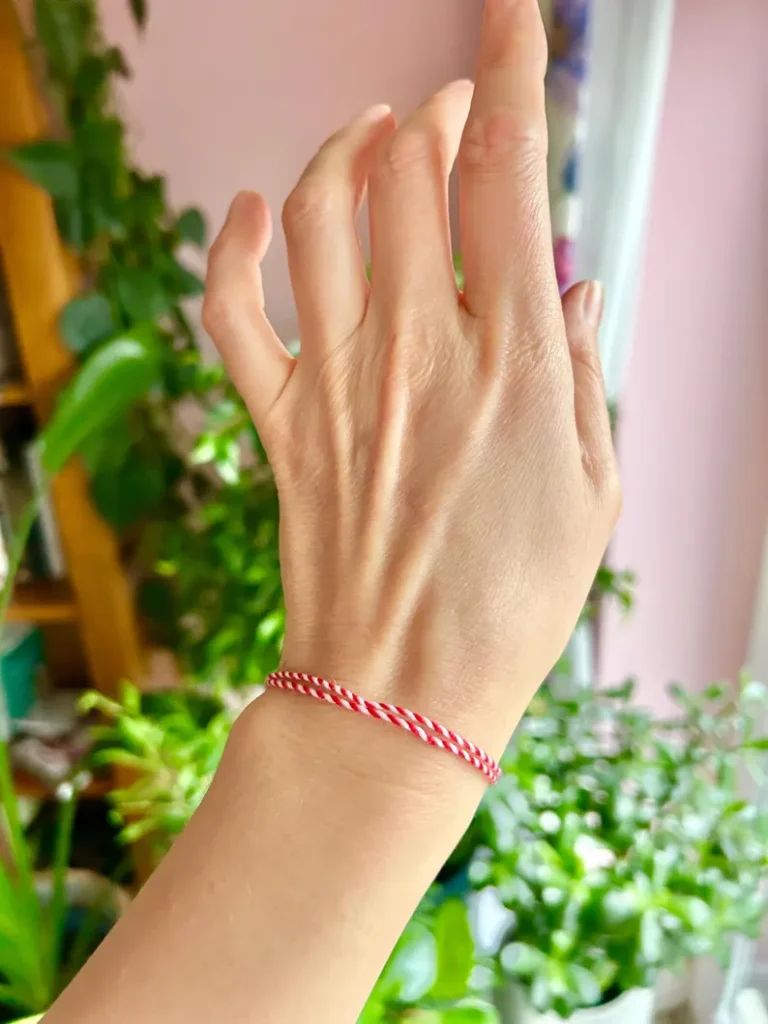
xmin=600 ymin=0 xmax=768 ymax=701
xmin=100 ymin=0 xmax=482 ymax=339
xmin=100 ymin=0 xmax=767 ymax=697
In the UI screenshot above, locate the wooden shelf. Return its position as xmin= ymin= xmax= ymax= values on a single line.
xmin=0 ymin=381 xmax=32 ymax=406
xmin=13 ymin=768 xmax=111 ymax=800
xmin=7 ymin=579 xmax=78 ymax=624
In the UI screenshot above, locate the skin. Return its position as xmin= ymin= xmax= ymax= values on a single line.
xmin=44 ymin=0 xmax=619 ymax=1021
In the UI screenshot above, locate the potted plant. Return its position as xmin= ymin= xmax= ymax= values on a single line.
xmin=467 ymin=679 xmax=768 ymax=1023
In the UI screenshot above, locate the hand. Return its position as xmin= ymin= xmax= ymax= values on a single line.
xmin=203 ymin=0 xmax=620 ymax=757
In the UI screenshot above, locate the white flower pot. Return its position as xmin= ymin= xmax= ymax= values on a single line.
xmin=496 ymin=984 xmax=654 ymax=1024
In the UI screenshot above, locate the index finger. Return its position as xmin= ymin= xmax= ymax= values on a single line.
xmin=458 ymin=0 xmax=558 ymax=319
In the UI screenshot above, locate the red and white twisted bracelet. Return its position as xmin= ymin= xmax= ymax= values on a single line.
xmin=265 ymin=669 xmax=501 ymax=785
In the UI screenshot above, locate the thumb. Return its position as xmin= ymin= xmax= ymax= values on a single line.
xmin=561 ymin=280 xmax=614 ymax=486
xmin=203 ymin=191 xmax=294 ymax=432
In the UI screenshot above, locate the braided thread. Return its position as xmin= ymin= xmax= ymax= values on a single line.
xmin=265 ymin=670 xmax=501 ymax=785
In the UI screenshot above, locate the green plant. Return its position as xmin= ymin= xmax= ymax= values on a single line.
xmin=8 ymin=0 xmax=284 ymax=687
xmin=467 ymin=678 xmax=768 ymax=1018
xmin=360 ymin=898 xmax=498 ymax=1024
xmin=79 ymin=682 xmax=247 ymax=854
xmin=0 ymin=340 xmax=145 ymax=1020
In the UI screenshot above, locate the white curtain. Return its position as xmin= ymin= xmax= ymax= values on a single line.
xmin=575 ymin=0 xmax=676 ymax=402
xmin=562 ymin=0 xmax=675 ymax=687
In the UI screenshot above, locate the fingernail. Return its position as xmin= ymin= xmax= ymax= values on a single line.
xmin=362 ymin=103 xmax=392 ymax=122
xmin=582 ymin=281 xmax=604 ymax=329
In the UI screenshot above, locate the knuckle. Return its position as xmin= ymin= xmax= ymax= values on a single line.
xmin=376 ymin=128 xmax=438 ymax=183
xmin=460 ymin=109 xmax=547 ymax=176
xmin=598 ymin=462 xmax=623 ymax=523
xmin=201 ymin=288 xmax=232 ymax=340
xmin=282 ymin=177 xmax=337 ymax=235
xmin=571 ymin=338 xmax=604 ymax=386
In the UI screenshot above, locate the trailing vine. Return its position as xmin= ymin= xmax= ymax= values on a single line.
xmin=8 ymin=0 xmax=284 ymax=685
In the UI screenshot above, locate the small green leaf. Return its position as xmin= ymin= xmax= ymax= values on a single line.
xmin=500 ymin=942 xmax=544 ymax=979
xmin=379 ymin=919 xmax=437 ymax=1004
xmin=91 ymin=454 xmax=165 ymax=529
xmin=703 ymin=682 xmax=727 ymax=702
xmin=167 ymin=259 xmax=205 ymax=298
xmin=59 ymin=292 xmax=115 ymax=353
xmin=6 ymin=140 xmax=78 ymax=198
xmin=256 ymin=610 xmax=285 ymax=643
xmin=116 ymin=266 xmax=170 ymax=322
xmin=34 ymin=0 xmax=84 ymax=78
xmin=744 ymin=739 xmax=768 ymax=751
xmin=431 ymin=900 xmax=474 ymax=1001
xmin=177 ymin=207 xmax=207 ymax=246
xmin=441 ymin=1006 xmax=499 ymax=1024
xmin=742 ymin=680 xmax=768 ymax=703
xmin=105 ymin=46 xmax=131 ymax=77
xmin=667 ymin=682 xmax=692 ymax=709
xmin=128 ymin=0 xmax=147 ymax=28
xmin=640 ymin=909 xmax=663 ymax=964
xmin=39 ymin=327 xmax=162 ymax=475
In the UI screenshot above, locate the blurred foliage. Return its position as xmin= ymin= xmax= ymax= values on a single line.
xmin=9 ymin=0 xmax=628 ymax=689
xmin=0 ymin=768 xmax=114 ymax=1020
xmin=467 ymin=676 xmax=768 ymax=1017
xmin=78 ymin=682 xmax=251 ymax=855
xmin=8 ymin=0 xmax=283 ymax=686
xmin=359 ymin=898 xmax=498 ymax=1024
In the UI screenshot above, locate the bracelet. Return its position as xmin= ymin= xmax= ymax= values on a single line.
xmin=265 ymin=669 xmax=501 ymax=785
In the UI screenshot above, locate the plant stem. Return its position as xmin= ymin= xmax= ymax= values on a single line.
xmin=48 ymin=786 xmax=77 ymax=992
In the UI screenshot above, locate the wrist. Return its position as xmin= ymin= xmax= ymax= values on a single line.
xmin=234 ymin=686 xmax=489 ymax=813
xmin=279 ymin=629 xmax=526 ymax=762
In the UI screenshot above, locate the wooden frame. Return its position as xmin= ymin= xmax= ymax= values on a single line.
xmin=0 ymin=0 xmax=145 ymax=700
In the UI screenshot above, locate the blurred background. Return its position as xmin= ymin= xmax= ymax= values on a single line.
xmin=0 ymin=1 xmax=766 ymax=1023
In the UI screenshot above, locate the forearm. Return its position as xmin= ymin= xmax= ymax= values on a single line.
xmin=45 ymin=690 xmax=490 ymax=1024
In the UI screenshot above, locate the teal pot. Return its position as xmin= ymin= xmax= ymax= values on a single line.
xmin=497 ymin=985 xmax=654 ymax=1024
xmin=0 ymin=624 xmax=42 ymax=723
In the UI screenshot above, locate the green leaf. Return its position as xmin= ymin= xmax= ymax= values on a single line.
xmin=640 ymin=909 xmax=663 ymax=964
xmin=91 ymin=454 xmax=166 ymax=529
xmin=256 ymin=609 xmax=284 ymax=643
xmin=441 ymin=1006 xmax=499 ymax=1024
xmin=34 ymin=0 xmax=84 ymax=78
xmin=59 ymin=292 xmax=115 ymax=353
xmin=128 ymin=0 xmax=147 ymax=28
xmin=116 ymin=266 xmax=171 ymax=322
xmin=744 ymin=739 xmax=768 ymax=751
xmin=105 ymin=46 xmax=131 ymax=77
xmin=6 ymin=140 xmax=78 ymax=198
xmin=500 ymin=942 xmax=545 ymax=979
xmin=742 ymin=680 xmax=768 ymax=703
xmin=431 ymin=900 xmax=474 ymax=1001
xmin=38 ymin=327 xmax=162 ymax=475
xmin=667 ymin=682 xmax=692 ymax=709
xmin=379 ymin=919 xmax=436 ymax=1004
xmin=703 ymin=682 xmax=727 ymax=702
xmin=166 ymin=259 xmax=205 ymax=298
xmin=176 ymin=207 xmax=207 ymax=246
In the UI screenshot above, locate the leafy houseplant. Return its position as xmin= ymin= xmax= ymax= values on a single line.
xmin=79 ymin=682 xmax=252 ymax=856
xmin=0 ymin=336 xmax=149 ymax=1021
xmin=360 ymin=898 xmax=498 ymax=1024
xmin=468 ymin=679 xmax=768 ymax=1021
xmin=6 ymin=0 xmax=285 ymax=689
